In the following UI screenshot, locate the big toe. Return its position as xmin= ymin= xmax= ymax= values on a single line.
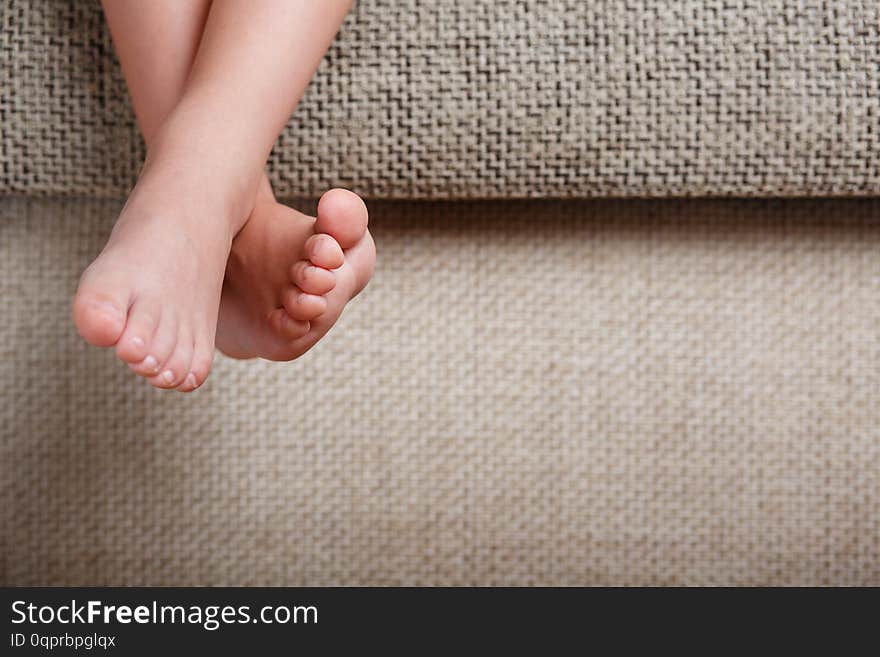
xmin=72 ymin=282 xmax=130 ymax=348
xmin=315 ymin=188 xmax=369 ymax=250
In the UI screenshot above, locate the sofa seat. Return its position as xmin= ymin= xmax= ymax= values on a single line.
xmin=2 ymin=196 xmax=878 ymax=585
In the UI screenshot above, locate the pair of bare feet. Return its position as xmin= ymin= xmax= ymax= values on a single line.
xmin=72 ymin=155 xmax=375 ymax=392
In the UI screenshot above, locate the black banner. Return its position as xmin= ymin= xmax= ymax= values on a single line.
xmin=1 ymin=587 xmax=874 ymax=653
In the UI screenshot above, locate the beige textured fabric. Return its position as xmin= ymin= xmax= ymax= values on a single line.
xmin=2 ymin=1 xmax=880 ymax=199
xmin=2 ymin=197 xmax=878 ymax=586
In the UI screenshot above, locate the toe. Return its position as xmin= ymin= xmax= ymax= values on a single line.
xmin=290 ymin=260 xmax=336 ymax=295
xmin=150 ymin=330 xmax=193 ymax=389
xmin=183 ymin=343 xmax=214 ymax=391
xmin=72 ymin=283 xmax=131 ymax=348
xmin=304 ymin=234 xmax=344 ymax=270
xmin=315 ymin=188 xmax=369 ymax=249
xmin=268 ymin=307 xmax=310 ymax=339
xmin=282 ymin=287 xmax=327 ymax=321
xmin=129 ymin=314 xmax=177 ymax=378
xmin=176 ymin=372 xmax=200 ymax=393
xmin=115 ymin=298 xmax=160 ymax=364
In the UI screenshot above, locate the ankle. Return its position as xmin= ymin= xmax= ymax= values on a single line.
xmin=143 ymin=112 xmax=262 ymax=230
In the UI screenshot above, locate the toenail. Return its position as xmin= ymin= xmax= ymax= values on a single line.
xmin=130 ymin=336 xmax=145 ymax=349
xmin=142 ymin=355 xmax=159 ymax=372
xmin=185 ymin=373 xmax=197 ymax=389
xmin=161 ymin=370 xmax=175 ymax=384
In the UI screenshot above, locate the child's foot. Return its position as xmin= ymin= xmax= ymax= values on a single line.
xmin=72 ymin=161 xmax=244 ymax=392
xmin=216 ymin=184 xmax=375 ymax=362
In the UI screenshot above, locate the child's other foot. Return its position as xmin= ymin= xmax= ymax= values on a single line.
xmin=216 ymin=185 xmax=375 ymax=361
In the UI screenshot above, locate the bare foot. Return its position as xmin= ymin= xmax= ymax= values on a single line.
xmin=72 ymin=157 xmax=243 ymax=391
xmin=217 ymin=181 xmax=375 ymax=362
xmin=73 ymin=145 xmax=374 ymax=392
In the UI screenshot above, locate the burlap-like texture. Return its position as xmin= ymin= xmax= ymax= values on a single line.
xmin=2 ymin=1 xmax=879 ymax=199
xmin=2 ymin=197 xmax=878 ymax=585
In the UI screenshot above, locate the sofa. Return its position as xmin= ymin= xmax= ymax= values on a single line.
xmin=2 ymin=1 xmax=878 ymax=585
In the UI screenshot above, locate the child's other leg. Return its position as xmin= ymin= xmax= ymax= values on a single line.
xmin=73 ymin=1 xmax=374 ymax=391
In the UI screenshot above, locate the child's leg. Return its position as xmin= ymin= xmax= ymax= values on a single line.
xmin=74 ymin=1 xmax=374 ymax=390
xmin=99 ymin=0 xmax=211 ymax=148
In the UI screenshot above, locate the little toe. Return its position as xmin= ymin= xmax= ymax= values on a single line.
xmin=290 ymin=260 xmax=336 ymax=295
xmin=304 ymin=234 xmax=344 ymax=270
xmin=115 ymin=298 xmax=160 ymax=364
xmin=129 ymin=314 xmax=177 ymax=378
xmin=282 ymin=287 xmax=327 ymax=321
xmin=183 ymin=344 xmax=215 ymax=391
xmin=150 ymin=331 xmax=193 ymax=389
xmin=268 ymin=307 xmax=311 ymax=339
xmin=315 ymin=188 xmax=369 ymax=249
xmin=176 ymin=372 xmax=200 ymax=393
xmin=72 ymin=284 xmax=131 ymax=348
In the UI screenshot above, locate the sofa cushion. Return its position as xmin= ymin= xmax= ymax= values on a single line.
xmin=1 ymin=0 xmax=879 ymax=198
xmin=3 ymin=197 xmax=879 ymax=585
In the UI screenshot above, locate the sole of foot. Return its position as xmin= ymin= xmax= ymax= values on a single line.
xmin=216 ymin=187 xmax=375 ymax=363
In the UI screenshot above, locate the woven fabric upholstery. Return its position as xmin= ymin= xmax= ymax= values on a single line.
xmin=2 ymin=197 xmax=879 ymax=586
xmin=2 ymin=0 xmax=879 ymax=199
